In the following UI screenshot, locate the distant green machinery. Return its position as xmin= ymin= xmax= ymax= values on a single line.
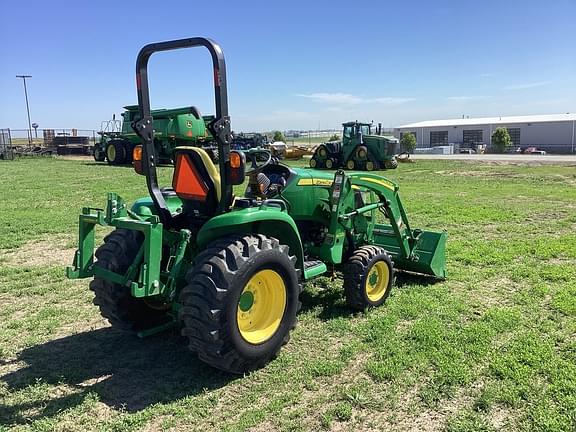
xmin=94 ymin=105 xmax=217 ymax=165
xmin=310 ymin=121 xmax=399 ymax=170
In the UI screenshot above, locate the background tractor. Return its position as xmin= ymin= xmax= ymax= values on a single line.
xmin=94 ymin=105 xmax=218 ymax=165
xmin=67 ymin=38 xmax=446 ymax=374
xmin=310 ymin=121 xmax=400 ymax=170
xmin=231 ymin=132 xmax=268 ymax=150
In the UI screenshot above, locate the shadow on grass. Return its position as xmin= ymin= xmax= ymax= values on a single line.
xmin=299 ymin=271 xmax=443 ymax=322
xmin=82 ymin=162 xmax=133 ymax=167
xmin=300 ymin=278 xmax=352 ymax=321
xmin=82 ymin=162 xmax=174 ymax=168
xmin=394 ymin=271 xmax=440 ymax=289
xmin=0 ymin=327 xmax=236 ymax=426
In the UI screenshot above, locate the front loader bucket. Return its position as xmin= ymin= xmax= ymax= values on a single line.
xmin=373 ymin=227 xmax=447 ymax=279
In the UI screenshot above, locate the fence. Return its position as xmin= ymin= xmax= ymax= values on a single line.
xmin=0 ymin=129 xmax=14 ymax=160
xmin=9 ymin=129 xmax=98 ymax=147
xmin=0 ymin=128 xmax=99 ymax=157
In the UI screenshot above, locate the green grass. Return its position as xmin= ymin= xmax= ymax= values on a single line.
xmin=1 ymin=157 xmax=575 ymax=431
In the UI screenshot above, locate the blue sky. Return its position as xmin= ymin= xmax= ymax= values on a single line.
xmin=1 ymin=0 xmax=574 ymax=132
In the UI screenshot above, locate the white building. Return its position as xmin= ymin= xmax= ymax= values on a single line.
xmin=396 ymin=113 xmax=576 ymax=153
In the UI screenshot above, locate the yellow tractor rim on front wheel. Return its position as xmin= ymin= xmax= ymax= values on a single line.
xmin=365 ymin=261 xmax=389 ymax=302
xmin=237 ymin=269 xmax=286 ymax=344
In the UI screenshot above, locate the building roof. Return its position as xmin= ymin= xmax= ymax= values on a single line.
xmin=397 ymin=113 xmax=576 ymax=129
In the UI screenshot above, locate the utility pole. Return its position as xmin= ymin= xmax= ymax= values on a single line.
xmin=16 ymin=75 xmax=33 ymax=144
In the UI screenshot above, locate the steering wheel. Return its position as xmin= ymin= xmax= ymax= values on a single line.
xmin=244 ymin=149 xmax=272 ymax=175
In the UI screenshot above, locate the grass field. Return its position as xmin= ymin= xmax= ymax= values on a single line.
xmin=1 ymin=157 xmax=575 ymax=431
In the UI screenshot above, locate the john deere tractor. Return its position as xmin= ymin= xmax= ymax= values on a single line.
xmin=310 ymin=122 xmax=399 ymax=170
xmin=94 ymin=105 xmax=217 ymax=165
xmin=67 ymin=38 xmax=446 ymax=374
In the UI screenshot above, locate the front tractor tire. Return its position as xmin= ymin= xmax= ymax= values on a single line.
xmin=366 ymin=160 xmax=377 ymax=171
xmin=90 ymin=229 xmax=170 ymax=332
xmin=343 ymin=246 xmax=394 ymax=310
xmin=93 ymin=146 xmax=106 ymax=162
xmin=180 ymin=235 xmax=301 ymax=374
xmin=106 ymin=140 xmax=128 ymax=165
xmin=384 ymin=159 xmax=399 ymax=169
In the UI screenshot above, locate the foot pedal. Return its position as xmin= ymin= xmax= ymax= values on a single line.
xmin=303 ymin=259 xmax=327 ymax=279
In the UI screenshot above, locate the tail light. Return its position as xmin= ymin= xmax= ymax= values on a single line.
xmin=133 ymin=145 xmax=144 ymax=175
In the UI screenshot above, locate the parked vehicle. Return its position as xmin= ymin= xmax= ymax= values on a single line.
xmin=523 ymin=147 xmax=547 ymax=155
xmin=67 ymin=37 xmax=447 ymax=374
xmin=310 ymin=122 xmax=399 ymax=170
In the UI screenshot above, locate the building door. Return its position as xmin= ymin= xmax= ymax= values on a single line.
xmin=463 ymin=130 xmax=483 ymax=147
xmin=506 ymin=128 xmax=521 ymax=147
xmin=430 ymin=131 xmax=448 ymax=145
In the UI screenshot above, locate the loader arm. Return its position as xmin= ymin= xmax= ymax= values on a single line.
xmin=329 ymin=170 xmax=447 ymax=278
xmin=347 ymin=173 xmax=416 ymax=260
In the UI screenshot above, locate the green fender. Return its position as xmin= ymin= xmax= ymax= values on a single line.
xmin=197 ymin=206 xmax=305 ymax=271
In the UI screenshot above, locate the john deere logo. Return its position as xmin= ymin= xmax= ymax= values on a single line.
xmin=186 ymin=120 xmax=193 ymax=128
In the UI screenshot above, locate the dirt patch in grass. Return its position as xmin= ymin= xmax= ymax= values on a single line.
xmin=489 ymin=406 xmax=513 ymax=429
xmin=251 ymin=420 xmax=278 ymax=432
xmin=435 ymin=170 xmax=523 ymax=178
xmin=369 ymin=383 xmax=480 ymax=432
xmin=2 ymin=236 xmax=76 ymax=267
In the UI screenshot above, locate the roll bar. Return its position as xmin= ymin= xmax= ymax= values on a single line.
xmin=132 ymin=37 xmax=233 ymax=224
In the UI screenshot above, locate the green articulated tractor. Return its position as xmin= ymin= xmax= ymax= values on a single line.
xmin=67 ymin=38 xmax=447 ymax=374
xmin=310 ymin=121 xmax=400 ymax=171
xmin=94 ymin=105 xmax=217 ymax=165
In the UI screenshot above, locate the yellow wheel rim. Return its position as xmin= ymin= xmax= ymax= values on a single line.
xmin=309 ymin=158 xmax=317 ymax=168
xmin=319 ymin=148 xmax=327 ymax=157
xmin=365 ymin=261 xmax=389 ymax=302
xmin=357 ymin=148 xmax=367 ymax=158
xmin=107 ymin=144 xmax=116 ymax=161
xmin=325 ymin=159 xmax=333 ymax=169
xmin=237 ymin=269 xmax=286 ymax=344
xmin=346 ymin=160 xmax=355 ymax=170
xmin=366 ymin=161 xmax=374 ymax=171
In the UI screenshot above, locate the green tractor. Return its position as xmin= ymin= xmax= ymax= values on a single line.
xmin=94 ymin=105 xmax=217 ymax=165
xmin=310 ymin=121 xmax=400 ymax=170
xmin=67 ymin=38 xmax=447 ymax=374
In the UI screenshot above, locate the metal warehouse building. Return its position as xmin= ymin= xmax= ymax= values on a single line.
xmin=396 ymin=113 xmax=576 ymax=153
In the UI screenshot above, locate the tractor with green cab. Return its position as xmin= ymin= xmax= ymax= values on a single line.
xmin=94 ymin=105 xmax=217 ymax=165
xmin=67 ymin=37 xmax=447 ymax=374
xmin=310 ymin=121 xmax=400 ymax=170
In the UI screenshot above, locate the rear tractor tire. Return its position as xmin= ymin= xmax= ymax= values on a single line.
xmin=343 ymin=246 xmax=394 ymax=310
xmin=180 ymin=234 xmax=301 ymax=374
xmin=90 ymin=229 xmax=171 ymax=332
